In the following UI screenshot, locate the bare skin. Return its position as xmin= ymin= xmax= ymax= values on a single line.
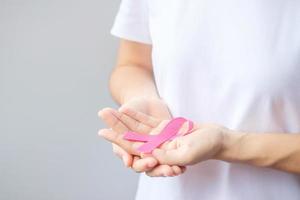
xmin=100 ymin=107 xmax=300 ymax=175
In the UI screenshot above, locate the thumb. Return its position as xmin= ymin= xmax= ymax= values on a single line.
xmin=152 ymin=148 xmax=186 ymax=166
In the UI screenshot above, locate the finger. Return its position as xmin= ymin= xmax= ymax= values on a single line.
xmin=112 ymin=143 xmax=123 ymax=159
xmin=99 ymin=128 xmax=141 ymax=155
xmin=98 ymin=107 xmax=129 ymax=133
xmin=145 ymin=164 xmax=176 ymax=177
xmin=132 ymin=157 xmax=158 ymax=173
xmin=114 ymin=109 xmax=153 ymax=134
xmin=119 ymin=106 xmax=161 ymax=128
xmin=152 ymin=148 xmax=188 ymax=166
xmin=171 ymin=165 xmax=185 ymax=175
xmin=112 ymin=144 xmax=133 ymax=167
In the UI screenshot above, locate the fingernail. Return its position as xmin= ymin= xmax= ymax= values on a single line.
xmin=98 ymin=130 xmax=105 ymax=136
xmin=98 ymin=109 xmax=103 ymax=116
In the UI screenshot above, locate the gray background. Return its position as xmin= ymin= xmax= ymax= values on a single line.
xmin=0 ymin=0 xmax=139 ymax=199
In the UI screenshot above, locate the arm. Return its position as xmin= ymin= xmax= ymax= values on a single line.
xmin=216 ymin=131 xmax=300 ymax=174
xmin=100 ymin=39 xmax=185 ymax=177
xmin=109 ymin=39 xmax=159 ymax=104
xmin=99 ymin=106 xmax=300 ymax=175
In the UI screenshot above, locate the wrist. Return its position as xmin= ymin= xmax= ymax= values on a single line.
xmin=214 ymin=128 xmax=247 ymax=162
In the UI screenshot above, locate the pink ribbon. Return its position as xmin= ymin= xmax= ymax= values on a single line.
xmin=123 ymin=117 xmax=194 ymax=153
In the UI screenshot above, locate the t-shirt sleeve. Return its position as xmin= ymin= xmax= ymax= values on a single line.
xmin=110 ymin=0 xmax=152 ymax=44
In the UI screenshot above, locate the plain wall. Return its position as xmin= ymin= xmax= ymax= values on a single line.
xmin=0 ymin=0 xmax=139 ymax=199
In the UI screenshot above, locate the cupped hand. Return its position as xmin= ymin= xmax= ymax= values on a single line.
xmin=98 ymin=96 xmax=186 ymax=177
xmin=100 ymin=110 xmax=228 ymax=167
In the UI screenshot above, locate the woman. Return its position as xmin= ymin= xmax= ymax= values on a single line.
xmin=99 ymin=0 xmax=300 ymax=199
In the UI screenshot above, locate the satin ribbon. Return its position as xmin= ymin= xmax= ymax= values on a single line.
xmin=123 ymin=117 xmax=194 ymax=153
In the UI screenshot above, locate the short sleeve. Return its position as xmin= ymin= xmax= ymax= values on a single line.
xmin=110 ymin=0 xmax=152 ymax=44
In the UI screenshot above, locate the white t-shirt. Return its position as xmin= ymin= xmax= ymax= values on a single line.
xmin=110 ymin=0 xmax=300 ymax=199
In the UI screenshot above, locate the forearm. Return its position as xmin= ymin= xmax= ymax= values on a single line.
xmin=109 ymin=65 xmax=159 ymax=105
xmin=216 ymin=130 xmax=300 ymax=174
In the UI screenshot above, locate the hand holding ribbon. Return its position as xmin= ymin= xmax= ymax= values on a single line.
xmin=99 ymin=111 xmax=227 ymax=167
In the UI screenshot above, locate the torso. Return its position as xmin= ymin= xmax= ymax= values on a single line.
xmin=136 ymin=0 xmax=300 ymax=199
